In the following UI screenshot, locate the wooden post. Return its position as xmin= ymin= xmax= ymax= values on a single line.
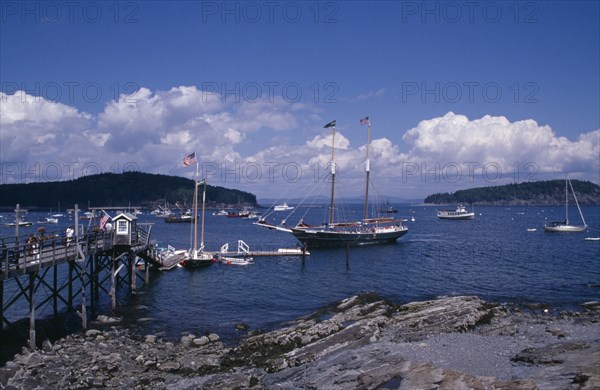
xmin=130 ymin=253 xmax=136 ymax=294
xmin=68 ymin=261 xmax=73 ymax=309
xmin=53 ymin=263 xmax=58 ymax=317
xmin=301 ymin=242 xmax=306 ymax=266
xmin=14 ymin=204 xmax=20 ymax=246
xmin=111 ymin=254 xmax=117 ymax=312
xmin=80 ymin=253 xmax=87 ymax=331
xmin=77 ymin=203 xmax=86 ymax=331
xmin=91 ymin=253 xmax=96 ymax=309
xmin=0 ymin=280 xmax=3 ymax=338
xmin=28 ymin=273 xmax=36 ymax=350
xmin=145 ymin=251 xmax=150 ymax=284
xmin=345 ymin=244 xmax=350 ymax=270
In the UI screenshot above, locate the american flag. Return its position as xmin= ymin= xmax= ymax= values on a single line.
xmin=359 ymin=116 xmax=370 ymax=125
xmin=183 ymin=152 xmax=197 ymax=167
xmin=99 ymin=211 xmax=111 ymax=230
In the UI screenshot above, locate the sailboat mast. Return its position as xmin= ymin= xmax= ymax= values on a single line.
xmin=565 ymin=174 xmax=569 ymax=224
xmin=329 ymin=124 xmax=336 ymax=226
xmin=568 ymin=178 xmax=587 ymax=227
xmin=363 ymin=120 xmax=371 ymax=221
xmin=201 ymin=179 xmax=206 ymax=249
xmin=193 ymin=162 xmax=199 ymax=253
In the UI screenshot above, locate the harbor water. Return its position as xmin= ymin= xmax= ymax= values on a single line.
xmin=1 ymin=204 xmax=599 ymax=349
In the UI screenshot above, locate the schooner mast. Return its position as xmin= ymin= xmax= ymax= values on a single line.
xmin=253 ymin=118 xmax=408 ymax=248
xmin=324 ymin=120 xmax=337 ymax=226
xmin=362 ymin=116 xmax=371 ymax=222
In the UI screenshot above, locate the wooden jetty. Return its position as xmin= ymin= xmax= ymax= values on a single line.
xmin=0 ymin=204 xmax=175 ymax=350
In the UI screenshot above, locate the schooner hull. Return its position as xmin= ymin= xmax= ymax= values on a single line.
xmin=291 ymin=227 xmax=408 ymax=248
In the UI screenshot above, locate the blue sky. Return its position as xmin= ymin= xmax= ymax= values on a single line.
xmin=1 ymin=1 xmax=599 ymax=200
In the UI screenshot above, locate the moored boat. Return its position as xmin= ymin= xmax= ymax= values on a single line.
xmin=227 ymin=210 xmax=251 ymax=218
xmin=377 ymin=201 xmax=398 ymax=214
xmin=38 ymin=217 xmax=59 ymax=224
xmin=4 ymin=220 xmax=33 ymax=227
xmin=256 ymin=117 xmax=408 ymax=248
xmin=544 ymin=175 xmax=588 ymax=233
xmin=437 ymin=205 xmax=475 ymax=220
xmin=179 ymin=153 xmax=214 ymax=269
xmin=217 ymin=255 xmax=254 ymax=265
xmin=164 ymin=214 xmax=194 ymax=223
xmin=274 ymin=203 xmax=294 ymax=211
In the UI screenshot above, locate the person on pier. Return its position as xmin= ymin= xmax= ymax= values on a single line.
xmin=27 ymin=234 xmax=40 ymax=263
xmin=66 ymin=226 xmax=74 ymax=247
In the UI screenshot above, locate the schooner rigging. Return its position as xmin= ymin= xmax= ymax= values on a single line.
xmin=256 ymin=117 xmax=408 ymax=248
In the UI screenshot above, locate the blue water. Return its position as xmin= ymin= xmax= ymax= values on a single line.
xmin=2 ymin=205 xmax=599 ymax=344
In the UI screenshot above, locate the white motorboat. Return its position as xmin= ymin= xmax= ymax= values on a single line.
xmin=437 ymin=205 xmax=475 ymax=220
xmin=38 ymin=217 xmax=59 ymax=224
xmin=274 ymin=203 xmax=294 ymax=211
xmin=218 ymin=255 xmax=254 ymax=265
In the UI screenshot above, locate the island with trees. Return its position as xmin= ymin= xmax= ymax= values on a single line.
xmin=424 ymin=179 xmax=600 ymax=205
xmin=0 ymin=172 xmax=257 ymax=210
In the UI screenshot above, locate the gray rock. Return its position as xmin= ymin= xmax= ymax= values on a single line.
xmin=157 ymin=361 xmax=180 ymax=372
xmin=512 ymin=341 xmax=590 ymax=364
xmin=208 ymin=333 xmax=220 ymax=342
xmin=85 ymin=329 xmax=102 ymax=338
xmin=96 ymin=315 xmax=121 ymax=324
xmin=193 ymin=336 xmax=210 ymax=346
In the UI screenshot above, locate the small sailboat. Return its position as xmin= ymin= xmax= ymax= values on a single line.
xmin=544 ymin=175 xmax=588 ymax=232
xmin=52 ymin=202 xmax=64 ymax=217
xmin=179 ymin=156 xmax=214 ymax=268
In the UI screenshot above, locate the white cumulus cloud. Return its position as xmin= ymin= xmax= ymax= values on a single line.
xmin=401 ymin=112 xmax=600 ymax=182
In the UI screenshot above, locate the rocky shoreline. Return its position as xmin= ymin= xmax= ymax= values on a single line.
xmin=1 ymin=294 xmax=598 ymax=389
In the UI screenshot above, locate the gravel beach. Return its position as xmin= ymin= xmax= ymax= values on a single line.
xmin=1 ymin=295 xmax=598 ymax=389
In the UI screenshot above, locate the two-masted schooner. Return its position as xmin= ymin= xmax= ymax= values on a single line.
xmin=256 ymin=118 xmax=408 ymax=248
xmin=179 ymin=153 xmax=214 ymax=267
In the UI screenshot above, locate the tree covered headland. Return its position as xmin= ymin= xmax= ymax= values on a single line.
xmin=424 ymin=180 xmax=600 ymax=205
xmin=0 ymin=172 xmax=257 ymax=210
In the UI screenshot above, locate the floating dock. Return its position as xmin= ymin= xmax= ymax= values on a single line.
xmin=218 ymin=248 xmax=310 ymax=257
xmin=217 ymin=241 xmax=309 ymax=258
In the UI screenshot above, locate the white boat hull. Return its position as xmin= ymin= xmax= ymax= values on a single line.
xmin=437 ymin=213 xmax=475 ymax=220
xmin=544 ymin=224 xmax=587 ymax=232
